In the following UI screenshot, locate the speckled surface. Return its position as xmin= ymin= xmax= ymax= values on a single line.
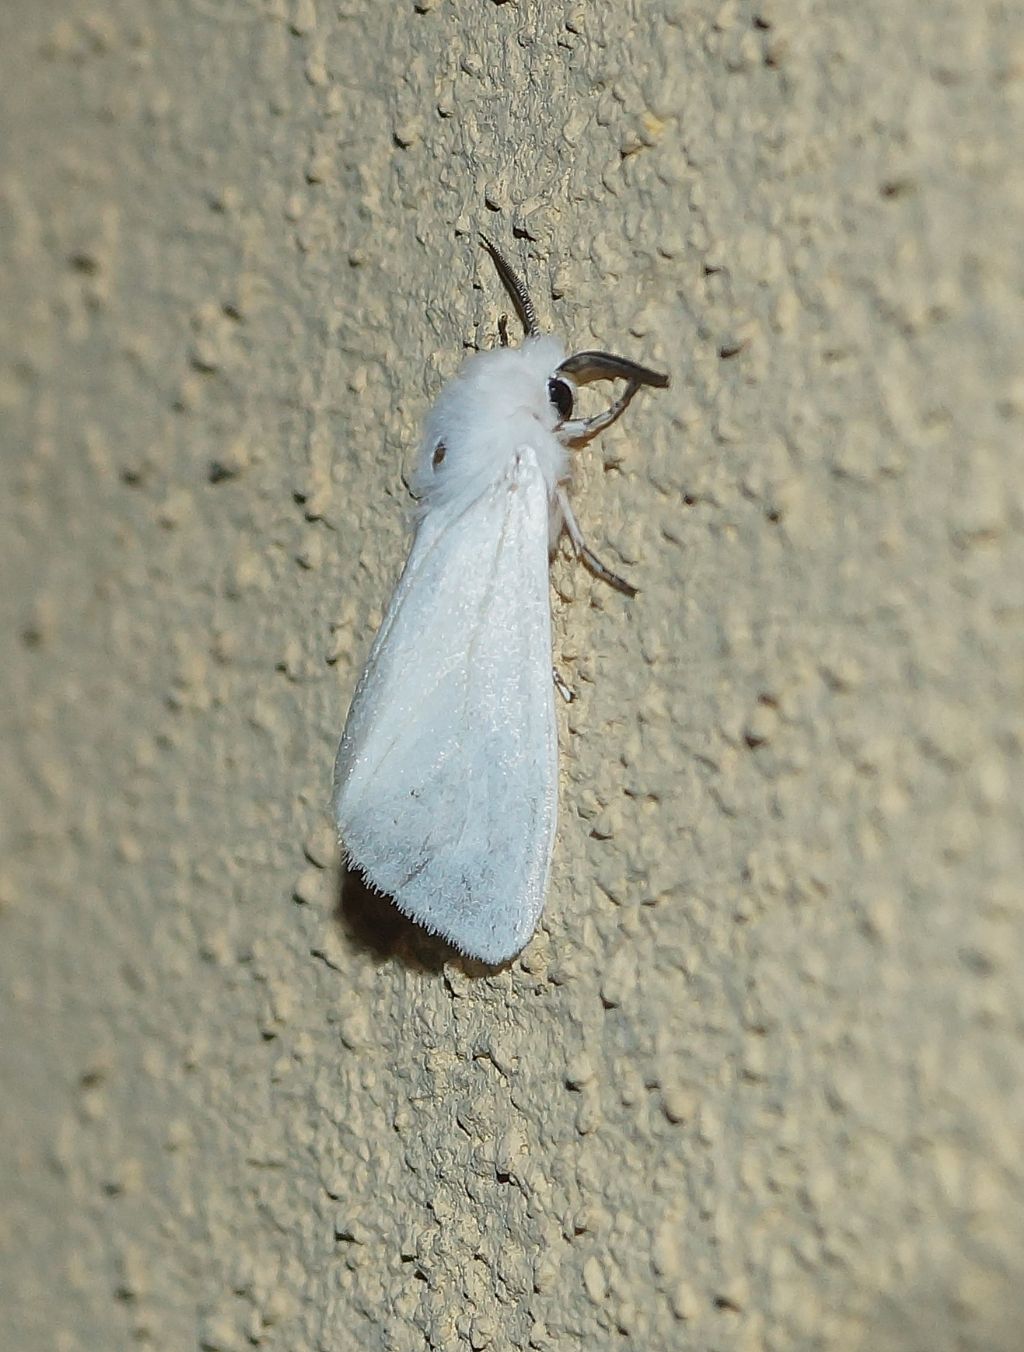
xmin=2 ymin=1 xmax=1023 ymax=1349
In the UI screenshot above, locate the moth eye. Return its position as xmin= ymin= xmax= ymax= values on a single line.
xmin=547 ymin=377 xmax=574 ymax=422
xmin=432 ymin=441 xmax=447 ymax=469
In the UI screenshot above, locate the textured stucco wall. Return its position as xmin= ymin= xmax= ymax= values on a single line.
xmin=2 ymin=1 xmax=1022 ymax=1349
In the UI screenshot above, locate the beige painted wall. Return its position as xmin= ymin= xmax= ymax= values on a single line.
xmin=2 ymin=1 xmax=1022 ymax=1349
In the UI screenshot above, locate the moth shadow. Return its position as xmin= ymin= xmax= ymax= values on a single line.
xmin=335 ymin=865 xmax=498 ymax=975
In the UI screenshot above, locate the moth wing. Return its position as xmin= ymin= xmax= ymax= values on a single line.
xmin=334 ymin=450 xmax=558 ymax=964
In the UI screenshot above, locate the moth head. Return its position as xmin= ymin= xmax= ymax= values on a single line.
xmin=478 ymin=234 xmax=668 ymax=441
xmin=408 ymin=239 xmax=669 ymax=505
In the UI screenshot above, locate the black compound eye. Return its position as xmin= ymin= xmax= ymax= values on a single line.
xmin=432 ymin=440 xmax=446 ymax=469
xmin=547 ymin=377 xmax=574 ymax=422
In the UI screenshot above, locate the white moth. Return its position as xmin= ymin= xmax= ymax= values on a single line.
xmin=333 ymin=237 xmax=667 ymax=964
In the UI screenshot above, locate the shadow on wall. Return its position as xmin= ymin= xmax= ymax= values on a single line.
xmin=335 ymin=865 xmax=473 ymax=974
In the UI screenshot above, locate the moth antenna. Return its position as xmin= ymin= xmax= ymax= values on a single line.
xmin=479 ymin=234 xmax=539 ymax=338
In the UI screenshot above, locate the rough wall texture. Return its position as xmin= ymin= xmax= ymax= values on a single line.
xmin=2 ymin=1 xmax=1022 ymax=1349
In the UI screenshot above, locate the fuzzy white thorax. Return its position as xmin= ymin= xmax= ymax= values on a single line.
xmin=409 ymin=336 xmax=571 ymax=511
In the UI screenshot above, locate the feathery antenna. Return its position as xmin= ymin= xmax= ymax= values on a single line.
xmin=479 ymin=234 xmax=539 ymax=338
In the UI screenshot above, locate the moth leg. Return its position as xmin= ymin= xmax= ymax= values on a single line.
xmin=555 ymin=487 xmax=638 ymax=598
xmin=561 ymin=378 xmax=641 ymax=445
xmin=552 ymin=667 xmax=575 ymax=703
